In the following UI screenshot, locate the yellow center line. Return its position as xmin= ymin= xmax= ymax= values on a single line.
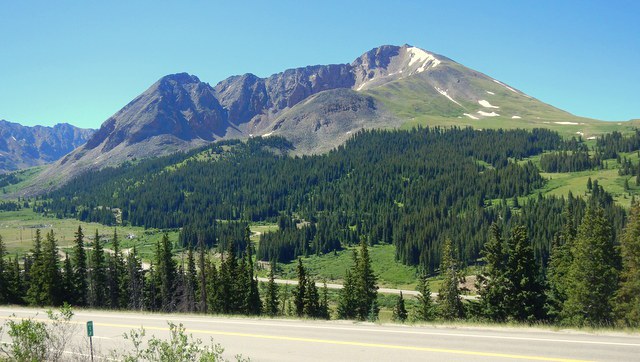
xmin=0 ymin=316 xmax=592 ymax=362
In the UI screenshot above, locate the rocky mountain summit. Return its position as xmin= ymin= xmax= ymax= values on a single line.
xmin=26 ymin=44 xmax=598 ymax=191
xmin=0 ymin=120 xmax=94 ymax=173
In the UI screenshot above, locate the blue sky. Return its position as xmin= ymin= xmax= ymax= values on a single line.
xmin=1 ymin=0 xmax=638 ymax=128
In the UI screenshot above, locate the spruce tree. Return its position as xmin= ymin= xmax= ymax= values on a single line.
xmin=242 ymin=242 xmax=261 ymax=315
xmin=546 ymin=206 xmax=576 ymax=321
xmin=89 ymin=229 xmax=107 ymax=308
xmin=108 ymin=228 xmax=126 ymax=309
xmin=319 ymin=281 xmax=330 ymax=320
xmin=0 ymin=235 xmax=7 ymax=304
xmin=437 ymin=238 xmax=465 ymax=320
xmin=26 ymin=229 xmax=45 ymax=305
xmin=476 ymin=223 xmax=508 ymax=322
xmin=7 ymin=256 xmax=24 ymax=305
xmin=504 ymin=226 xmax=546 ymax=322
xmin=62 ymin=253 xmax=74 ymax=304
xmin=563 ymin=206 xmax=619 ymax=326
xmin=615 ymin=201 xmax=640 ymax=326
xmin=157 ymin=233 xmax=177 ymax=312
xmin=416 ymin=272 xmax=435 ymax=321
xmin=126 ymin=246 xmax=145 ymax=310
xmin=293 ymin=258 xmax=306 ymax=317
xmin=206 ymin=259 xmax=221 ymax=314
xmin=355 ymin=238 xmax=378 ymax=320
xmin=72 ymin=226 xmax=88 ymax=306
xmin=182 ymin=247 xmax=198 ymax=313
xmin=265 ymin=261 xmax=280 ymax=316
xmin=197 ymin=238 xmax=207 ymax=313
xmin=337 ymin=268 xmax=358 ymax=319
xmin=393 ymin=291 xmax=408 ymax=322
xmin=303 ymin=277 xmax=320 ymax=318
xmin=41 ymin=230 xmax=62 ymax=306
xmin=219 ymin=242 xmax=238 ymax=313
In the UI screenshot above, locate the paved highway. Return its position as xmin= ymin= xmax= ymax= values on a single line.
xmin=1 ymin=307 xmax=639 ymax=361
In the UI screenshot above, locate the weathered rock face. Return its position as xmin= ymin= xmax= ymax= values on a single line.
xmin=0 ymin=120 xmax=94 ymax=173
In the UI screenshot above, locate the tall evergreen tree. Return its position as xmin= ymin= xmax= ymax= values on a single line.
xmin=7 ymin=256 xmax=24 ymax=305
xmin=41 ymin=230 xmax=62 ymax=306
xmin=108 ymin=228 xmax=126 ymax=309
xmin=563 ymin=206 xmax=619 ymax=326
xmin=181 ymin=247 xmax=197 ymax=312
xmin=26 ymin=229 xmax=45 ymax=306
xmin=126 ymin=246 xmax=145 ymax=310
xmin=265 ymin=261 xmax=280 ymax=317
xmin=415 ymin=272 xmax=435 ymax=321
xmin=62 ymin=253 xmax=74 ymax=304
xmin=615 ymin=201 xmax=640 ymax=326
xmin=0 ymin=235 xmax=7 ymax=304
xmin=197 ymin=238 xmax=207 ymax=313
xmin=319 ymin=281 xmax=330 ymax=320
xmin=437 ymin=238 xmax=465 ymax=320
xmin=241 ymin=240 xmax=261 ymax=315
xmin=545 ymin=206 xmax=576 ymax=321
xmin=504 ymin=226 xmax=546 ymax=322
xmin=293 ymin=258 xmax=306 ymax=317
xmin=89 ymin=229 xmax=107 ymax=308
xmin=206 ymin=259 xmax=221 ymax=314
xmin=393 ymin=291 xmax=408 ymax=322
xmin=354 ymin=238 xmax=378 ymax=320
xmin=218 ymin=242 xmax=238 ymax=313
xmin=337 ymin=252 xmax=358 ymax=319
xmin=476 ymin=223 xmax=508 ymax=322
xmin=157 ymin=233 xmax=178 ymax=312
xmin=303 ymin=277 xmax=320 ymax=318
xmin=72 ymin=226 xmax=88 ymax=306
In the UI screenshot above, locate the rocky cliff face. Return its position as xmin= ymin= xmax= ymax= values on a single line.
xmin=0 ymin=120 xmax=94 ymax=173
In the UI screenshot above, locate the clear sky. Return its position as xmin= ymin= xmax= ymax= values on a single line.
xmin=1 ymin=0 xmax=638 ymax=128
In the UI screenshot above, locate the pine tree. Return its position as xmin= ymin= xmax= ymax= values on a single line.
xmin=241 ymin=241 xmax=261 ymax=315
xmin=415 ymin=272 xmax=435 ymax=321
xmin=504 ymin=226 xmax=546 ymax=322
xmin=62 ymin=253 xmax=74 ymax=304
xmin=265 ymin=261 xmax=280 ymax=316
xmin=108 ymin=228 xmax=126 ymax=309
xmin=476 ymin=223 xmax=508 ymax=322
xmin=437 ymin=238 xmax=465 ymax=320
xmin=26 ymin=229 xmax=46 ymax=306
xmin=197 ymin=238 xmax=207 ymax=313
xmin=293 ymin=258 xmax=306 ymax=317
xmin=157 ymin=233 xmax=177 ymax=312
xmin=354 ymin=238 xmax=378 ymax=320
xmin=563 ymin=206 xmax=619 ymax=326
xmin=72 ymin=226 xmax=88 ymax=306
xmin=615 ymin=201 xmax=640 ymax=326
xmin=393 ymin=291 xmax=408 ymax=322
xmin=126 ymin=246 xmax=145 ymax=310
xmin=219 ymin=242 xmax=238 ymax=313
xmin=7 ymin=256 xmax=24 ymax=305
xmin=319 ymin=281 xmax=330 ymax=320
xmin=0 ymin=235 xmax=7 ymax=304
xmin=206 ymin=259 xmax=221 ymax=314
xmin=41 ymin=230 xmax=62 ymax=306
xmin=546 ymin=206 xmax=576 ymax=321
xmin=337 ymin=267 xmax=358 ymax=319
xmin=303 ymin=277 xmax=320 ymax=318
xmin=89 ymin=229 xmax=107 ymax=308
xmin=182 ymin=247 xmax=197 ymax=312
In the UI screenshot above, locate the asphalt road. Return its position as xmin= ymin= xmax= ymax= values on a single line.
xmin=1 ymin=307 xmax=639 ymax=361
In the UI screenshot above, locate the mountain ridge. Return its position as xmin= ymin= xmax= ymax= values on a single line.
xmin=16 ymin=44 xmax=638 ymax=194
xmin=0 ymin=120 xmax=94 ymax=173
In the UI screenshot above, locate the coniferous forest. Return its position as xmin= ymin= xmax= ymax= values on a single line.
xmin=2 ymin=126 xmax=640 ymax=327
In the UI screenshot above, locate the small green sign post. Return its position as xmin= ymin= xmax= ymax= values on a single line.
xmin=87 ymin=321 xmax=94 ymax=362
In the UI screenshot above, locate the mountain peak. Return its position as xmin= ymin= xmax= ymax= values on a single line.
xmin=158 ymin=72 xmax=201 ymax=85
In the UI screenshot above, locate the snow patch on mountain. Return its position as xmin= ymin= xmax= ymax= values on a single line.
xmin=486 ymin=91 xmax=495 ymax=95
xmin=435 ymin=87 xmax=461 ymax=106
xmin=512 ymin=116 xmax=522 ymax=119
xmin=478 ymin=111 xmax=500 ymax=117
xmin=407 ymin=47 xmax=440 ymax=73
xmin=478 ymin=100 xmax=499 ymax=109
xmin=464 ymin=113 xmax=479 ymax=120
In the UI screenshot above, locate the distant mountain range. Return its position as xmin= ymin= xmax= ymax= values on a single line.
xmin=0 ymin=120 xmax=94 ymax=173
xmin=6 ymin=44 xmax=639 ymax=192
